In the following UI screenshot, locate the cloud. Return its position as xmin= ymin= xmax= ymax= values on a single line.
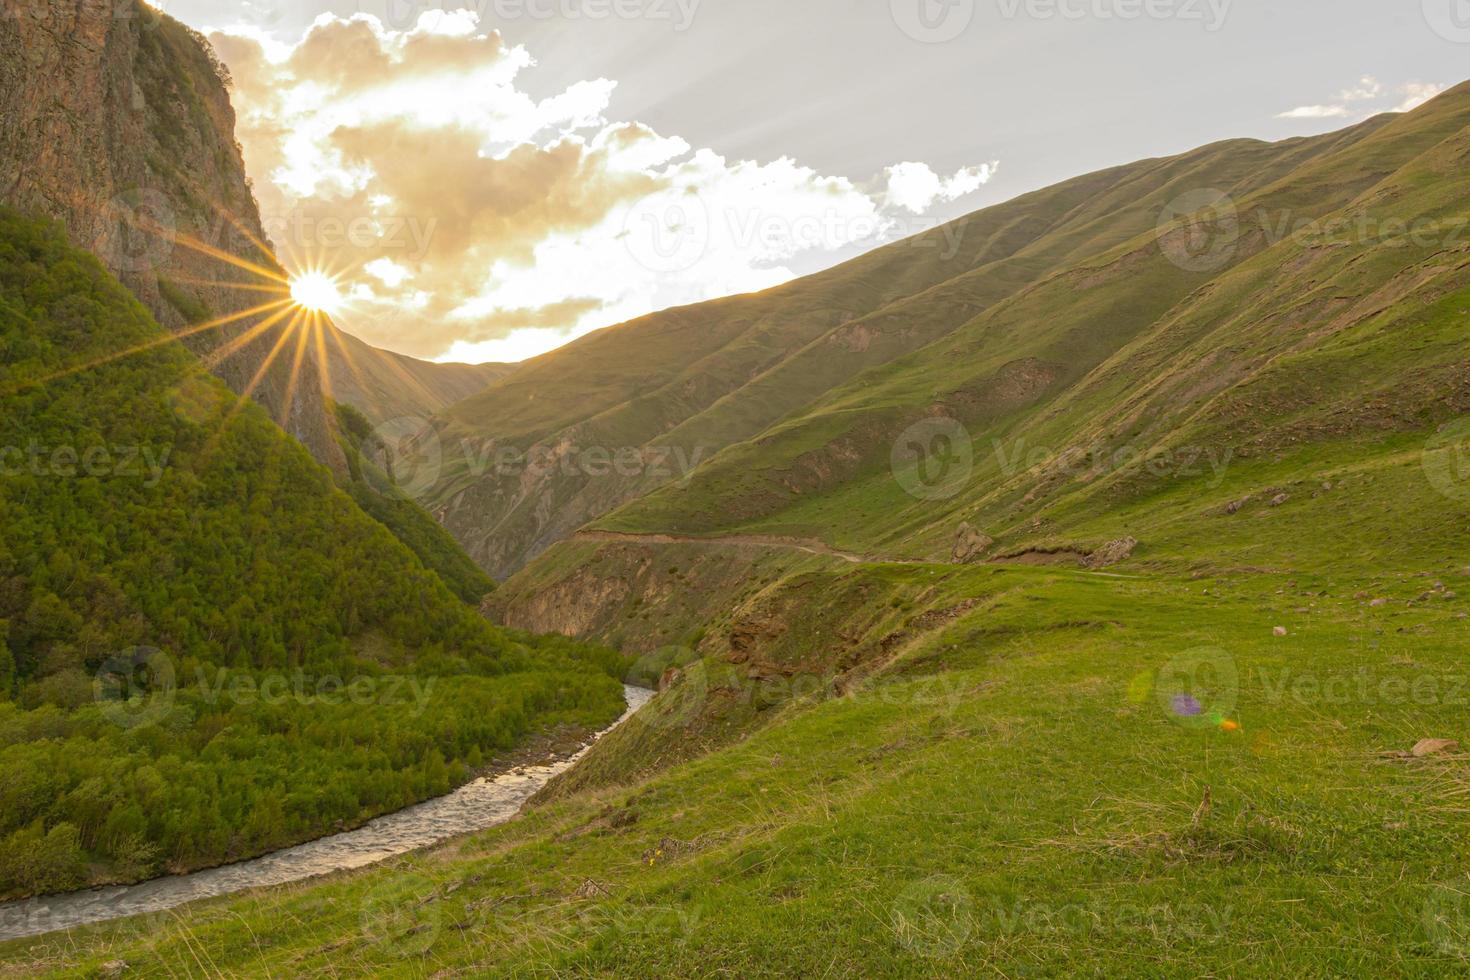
xmin=1275 ymin=76 xmax=1447 ymax=124
xmin=212 ymin=11 xmax=999 ymax=363
xmin=1275 ymin=105 xmax=1351 ymax=120
xmin=883 ymin=162 xmax=1000 ymax=215
xmin=1395 ymin=82 xmax=1448 ymax=113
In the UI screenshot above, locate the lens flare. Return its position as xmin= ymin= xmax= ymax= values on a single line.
xmin=290 ymin=272 xmax=344 ymax=313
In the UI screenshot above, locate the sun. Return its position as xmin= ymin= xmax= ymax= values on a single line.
xmin=290 ymin=271 xmax=344 ymax=314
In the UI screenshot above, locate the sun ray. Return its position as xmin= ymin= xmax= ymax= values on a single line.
xmin=7 ymin=298 xmax=294 ymax=397
xmin=311 ymin=314 xmax=337 ymax=406
xmin=165 ymin=276 xmax=291 ymax=296
xmin=280 ymin=311 xmax=314 ymax=422
xmin=201 ymin=305 xmax=298 ymax=372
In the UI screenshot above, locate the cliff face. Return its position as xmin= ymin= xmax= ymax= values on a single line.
xmin=0 ymin=0 xmax=345 ymax=473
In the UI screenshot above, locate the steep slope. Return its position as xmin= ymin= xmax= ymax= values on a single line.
xmin=0 ymin=0 xmax=344 ymax=473
xmin=319 ymin=322 xmax=512 ymax=426
xmin=0 ymin=211 xmax=624 ymax=899
xmin=427 ymin=114 xmax=1393 ymax=577
xmin=597 ymin=81 xmax=1470 ymax=569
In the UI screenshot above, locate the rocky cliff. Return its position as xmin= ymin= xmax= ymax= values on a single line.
xmin=0 ymin=0 xmax=345 ymax=473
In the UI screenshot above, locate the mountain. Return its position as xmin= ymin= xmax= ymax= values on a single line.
xmin=0 ymin=0 xmax=345 ymax=473
xmin=0 ymin=209 xmax=624 ymax=899
xmin=486 ymin=82 xmax=1470 ymax=651
xmin=8 ymin=71 xmax=1470 ymax=980
xmin=423 ymin=107 xmax=1405 ymax=578
xmin=318 ymin=322 xmax=513 ymax=426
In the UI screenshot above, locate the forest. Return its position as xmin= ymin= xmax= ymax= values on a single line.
xmin=0 ymin=211 xmax=626 ymax=898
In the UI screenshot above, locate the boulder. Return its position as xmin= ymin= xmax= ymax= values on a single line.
xmin=1083 ymin=537 xmax=1138 ymax=569
xmin=951 ymin=522 xmax=994 ymax=564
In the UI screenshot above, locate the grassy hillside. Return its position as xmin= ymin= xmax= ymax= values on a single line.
xmin=13 ymin=557 xmax=1470 ymax=976
xmin=425 ymin=105 xmax=1399 ymax=578
xmin=319 ymin=323 xmax=512 ymax=426
xmin=0 ymin=211 xmax=623 ymax=899
xmin=600 ymin=81 xmax=1470 ymax=566
xmin=5 ymin=82 xmax=1470 ymax=977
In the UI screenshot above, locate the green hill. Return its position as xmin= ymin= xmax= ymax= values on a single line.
xmin=0 ymin=211 xmax=622 ymax=899
xmin=7 ymin=81 xmax=1470 ymax=979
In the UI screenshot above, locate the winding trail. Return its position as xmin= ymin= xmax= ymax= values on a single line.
xmin=575 ymin=530 xmax=914 ymax=565
xmin=574 ymin=530 xmax=1143 ymax=578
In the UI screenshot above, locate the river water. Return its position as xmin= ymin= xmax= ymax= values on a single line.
xmin=0 ymin=685 xmax=654 ymax=942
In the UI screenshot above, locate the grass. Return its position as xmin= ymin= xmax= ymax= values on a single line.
xmin=8 ymin=559 xmax=1470 ymax=976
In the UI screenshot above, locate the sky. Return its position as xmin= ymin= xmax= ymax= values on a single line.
xmin=163 ymin=0 xmax=1469 ymax=363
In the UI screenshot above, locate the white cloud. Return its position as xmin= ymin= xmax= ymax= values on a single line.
xmin=1275 ymin=104 xmax=1351 ymax=120
xmin=1276 ymin=76 xmax=1448 ymax=124
xmin=212 ymin=11 xmax=999 ymax=363
xmin=883 ymin=161 xmax=1000 ymax=215
xmin=1395 ymin=82 xmax=1448 ymax=113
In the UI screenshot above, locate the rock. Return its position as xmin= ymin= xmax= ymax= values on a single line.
xmin=1082 ymin=537 xmax=1138 ymax=569
xmin=1353 ymin=591 xmax=1369 ymax=600
xmin=1369 ymin=598 xmax=1389 ymax=608
xmin=1225 ymin=495 xmax=1252 ymax=515
xmin=99 ymin=964 xmax=128 ymax=979
xmin=1411 ymin=738 xmax=1461 ymax=758
xmin=1269 ymin=493 xmax=1290 ymax=507
xmin=951 ymin=522 xmax=994 ymax=564
xmin=1273 ymin=626 xmax=1288 ymax=637
xmin=1322 ymin=481 xmax=1333 ymax=491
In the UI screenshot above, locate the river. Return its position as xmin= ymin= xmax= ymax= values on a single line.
xmin=0 ymin=685 xmax=654 ymax=942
